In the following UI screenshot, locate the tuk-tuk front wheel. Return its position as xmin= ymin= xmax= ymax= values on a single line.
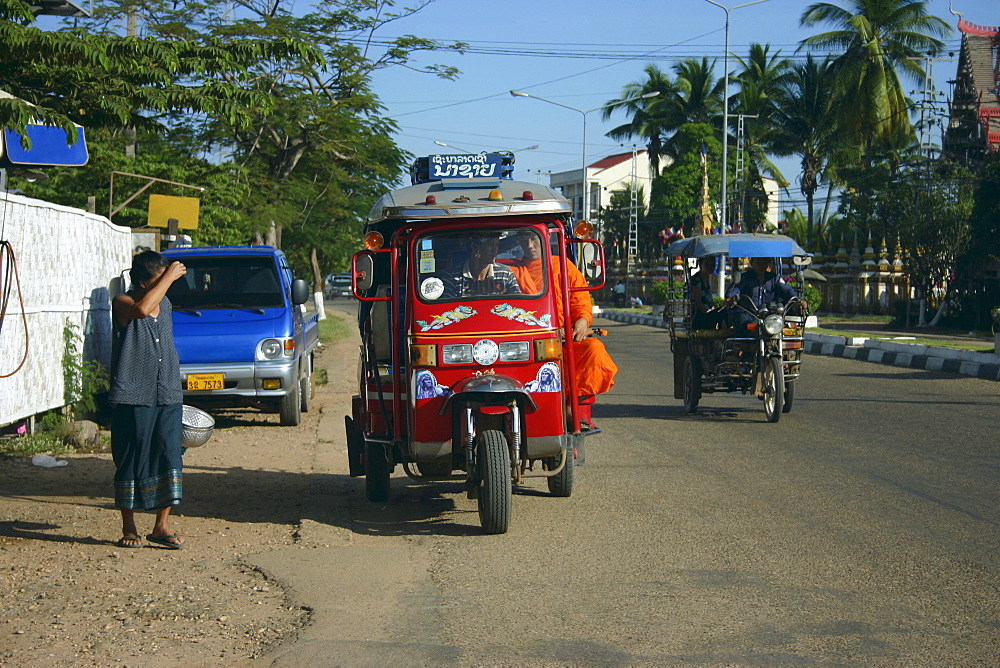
xmin=365 ymin=441 xmax=391 ymax=502
xmin=683 ymin=356 xmax=702 ymax=413
xmin=477 ymin=430 xmax=511 ymax=535
xmin=762 ymin=356 xmax=784 ymax=423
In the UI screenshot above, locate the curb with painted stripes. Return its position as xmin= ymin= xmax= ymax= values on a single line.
xmin=595 ymin=309 xmax=1000 ymax=382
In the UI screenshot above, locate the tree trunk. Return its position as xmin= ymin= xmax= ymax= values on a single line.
xmin=310 ymin=247 xmax=325 ymax=321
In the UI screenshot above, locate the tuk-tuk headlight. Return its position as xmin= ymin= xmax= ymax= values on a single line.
xmin=763 ymin=314 xmax=784 ymax=336
xmin=498 ymin=341 xmax=530 ymax=362
xmin=441 ymin=344 xmax=473 ymax=365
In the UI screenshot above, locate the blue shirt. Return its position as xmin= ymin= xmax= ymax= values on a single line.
xmin=727 ymin=270 xmax=797 ymax=309
xmin=442 ymin=262 xmax=521 ymax=300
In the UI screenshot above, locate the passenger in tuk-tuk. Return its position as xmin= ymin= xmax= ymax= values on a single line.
xmin=510 ymin=232 xmax=618 ymax=407
xmin=726 ymin=257 xmax=798 ymax=335
xmin=690 ymin=257 xmax=725 ymax=330
xmin=441 ymin=234 xmax=522 ymax=299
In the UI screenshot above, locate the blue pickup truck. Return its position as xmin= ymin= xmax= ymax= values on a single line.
xmin=162 ymin=245 xmax=320 ymax=426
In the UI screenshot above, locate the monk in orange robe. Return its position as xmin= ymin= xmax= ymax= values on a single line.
xmin=511 ymin=234 xmax=618 ymax=399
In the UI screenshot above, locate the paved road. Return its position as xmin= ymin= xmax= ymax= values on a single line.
xmin=267 ymin=313 xmax=999 ymax=665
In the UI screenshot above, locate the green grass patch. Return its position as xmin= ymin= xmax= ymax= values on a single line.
xmin=0 ymin=433 xmax=75 ymax=457
xmin=809 ymin=327 xmax=994 ymax=352
xmin=318 ymin=312 xmax=351 ymax=343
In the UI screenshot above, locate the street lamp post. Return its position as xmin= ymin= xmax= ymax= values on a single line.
xmin=433 ymin=140 xmax=540 ymax=154
xmin=509 ymin=90 xmax=658 ymax=222
xmin=704 ymin=0 xmax=770 ymax=299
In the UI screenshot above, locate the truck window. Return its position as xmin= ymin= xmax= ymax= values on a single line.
xmin=415 ymin=228 xmax=546 ymax=303
xmin=167 ymin=257 xmax=285 ymax=309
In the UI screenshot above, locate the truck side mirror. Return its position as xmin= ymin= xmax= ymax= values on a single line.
xmin=290 ymin=278 xmax=309 ymax=305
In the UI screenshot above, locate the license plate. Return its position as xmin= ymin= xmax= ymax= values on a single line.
xmin=186 ymin=373 xmax=224 ymax=391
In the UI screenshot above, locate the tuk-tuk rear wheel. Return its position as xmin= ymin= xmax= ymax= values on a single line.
xmin=477 ymin=430 xmax=511 ymax=535
xmin=365 ymin=441 xmax=391 ymax=502
xmin=546 ymin=446 xmax=574 ymax=497
xmin=782 ymin=379 xmax=795 ymax=413
xmin=683 ymin=356 xmax=702 ymax=413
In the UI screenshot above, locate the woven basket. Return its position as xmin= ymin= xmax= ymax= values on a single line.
xmin=181 ymin=405 xmax=215 ymax=448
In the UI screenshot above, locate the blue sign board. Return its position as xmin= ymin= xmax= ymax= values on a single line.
xmin=427 ymin=153 xmax=502 ymax=180
xmin=1 ymin=124 xmax=88 ymax=167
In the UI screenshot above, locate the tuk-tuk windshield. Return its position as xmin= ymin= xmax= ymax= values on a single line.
xmin=414 ymin=228 xmax=547 ymax=303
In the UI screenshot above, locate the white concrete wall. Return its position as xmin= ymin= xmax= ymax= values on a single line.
xmin=0 ymin=192 xmax=132 ymax=427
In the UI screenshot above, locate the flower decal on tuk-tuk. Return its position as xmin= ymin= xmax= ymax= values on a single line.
xmin=491 ymin=303 xmax=552 ymax=328
xmin=416 ymin=305 xmax=477 ymax=332
xmin=414 ymin=370 xmax=452 ymax=399
xmin=524 ymin=362 xmax=560 ymax=393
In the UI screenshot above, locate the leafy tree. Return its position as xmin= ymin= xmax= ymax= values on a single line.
xmin=648 ymin=123 xmax=724 ymax=235
xmin=799 ymin=0 xmax=951 ymax=150
xmin=859 ymin=162 xmax=974 ymax=326
xmin=0 ymin=0 xmax=316 ymax=144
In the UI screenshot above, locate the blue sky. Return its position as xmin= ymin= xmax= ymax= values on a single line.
xmin=370 ymin=0 xmax=983 ymax=209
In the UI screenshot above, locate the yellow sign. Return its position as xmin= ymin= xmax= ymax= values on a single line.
xmin=147 ymin=194 xmax=200 ymax=230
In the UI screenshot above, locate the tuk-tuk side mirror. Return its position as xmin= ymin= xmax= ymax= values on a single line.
xmin=352 ymin=250 xmax=392 ymax=301
xmin=567 ymin=238 xmax=605 ymax=290
xmin=792 ymin=255 xmax=812 ymax=267
xmin=290 ymin=278 xmax=310 ymax=305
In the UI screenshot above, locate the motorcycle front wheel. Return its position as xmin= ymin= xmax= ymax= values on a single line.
xmin=762 ymin=356 xmax=784 ymax=423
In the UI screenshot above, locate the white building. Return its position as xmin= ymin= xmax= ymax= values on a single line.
xmin=549 ymin=149 xmax=654 ymax=220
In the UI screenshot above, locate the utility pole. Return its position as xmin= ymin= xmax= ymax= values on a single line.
xmin=626 ymin=145 xmax=639 ymax=301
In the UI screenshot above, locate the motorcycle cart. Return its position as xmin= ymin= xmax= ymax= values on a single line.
xmin=344 ymin=161 xmax=606 ymax=534
xmin=665 ymin=233 xmax=810 ymax=423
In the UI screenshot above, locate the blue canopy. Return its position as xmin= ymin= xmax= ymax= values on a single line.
xmin=668 ymin=233 xmax=808 ymax=259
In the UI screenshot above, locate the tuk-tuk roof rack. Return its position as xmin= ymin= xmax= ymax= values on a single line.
xmin=366 ymin=178 xmax=572 ymax=224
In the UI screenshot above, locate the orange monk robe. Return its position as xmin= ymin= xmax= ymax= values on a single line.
xmin=512 ymin=257 xmax=618 ymax=396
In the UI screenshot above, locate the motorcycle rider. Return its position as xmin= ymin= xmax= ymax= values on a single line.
xmin=726 ymin=257 xmax=798 ymax=335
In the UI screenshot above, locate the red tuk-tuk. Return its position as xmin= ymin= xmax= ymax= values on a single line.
xmin=344 ymin=155 xmax=605 ymax=534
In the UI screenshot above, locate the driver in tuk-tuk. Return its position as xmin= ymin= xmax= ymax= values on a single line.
xmin=725 ymin=257 xmax=798 ymax=335
xmin=441 ymin=234 xmax=522 ymax=299
xmin=508 ymin=232 xmax=618 ymax=419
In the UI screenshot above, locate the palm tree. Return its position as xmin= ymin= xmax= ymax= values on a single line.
xmin=602 ymin=64 xmax=686 ymax=177
xmin=799 ymin=0 xmax=951 ymax=150
xmin=731 ymin=43 xmax=793 ymax=229
xmin=771 ymin=55 xmax=841 ymax=246
xmin=603 ymin=59 xmax=724 ymax=176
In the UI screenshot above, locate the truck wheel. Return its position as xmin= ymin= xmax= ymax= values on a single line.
xmin=299 ymin=365 xmax=313 ymax=413
xmin=365 ymin=441 xmax=391 ymax=502
xmin=477 ymin=430 xmax=511 ymax=535
xmin=279 ymin=378 xmax=302 ymax=426
xmin=683 ymin=355 xmax=702 ymax=413
xmin=546 ymin=446 xmax=574 ymax=497
xmin=763 ymin=356 xmax=784 ymax=423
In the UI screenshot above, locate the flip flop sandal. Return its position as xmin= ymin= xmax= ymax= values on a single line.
xmin=117 ymin=534 xmax=143 ymax=548
xmin=146 ymin=533 xmax=184 ymax=550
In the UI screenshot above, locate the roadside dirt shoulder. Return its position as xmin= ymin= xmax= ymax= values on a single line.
xmin=0 ymin=305 xmax=360 ymax=666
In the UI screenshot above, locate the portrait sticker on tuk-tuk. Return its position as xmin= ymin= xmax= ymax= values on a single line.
xmin=524 ymin=362 xmax=560 ymax=393
xmin=414 ymin=370 xmax=452 ymax=399
xmin=415 ymin=304 xmax=476 ymax=331
xmin=420 ymin=258 xmax=436 ymax=273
